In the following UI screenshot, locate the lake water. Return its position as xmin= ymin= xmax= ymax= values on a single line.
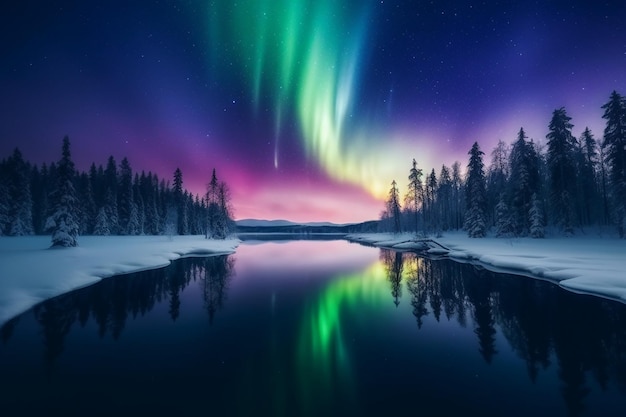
xmin=1 ymin=239 xmax=625 ymax=416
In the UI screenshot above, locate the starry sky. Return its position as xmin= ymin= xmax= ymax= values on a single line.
xmin=1 ymin=1 xmax=625 ymax=223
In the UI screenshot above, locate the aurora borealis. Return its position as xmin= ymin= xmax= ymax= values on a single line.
xmin=2 ymin=1 xmax=625 ymax=223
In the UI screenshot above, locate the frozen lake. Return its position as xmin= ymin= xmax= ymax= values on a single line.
xmin=1 ymin=238 xmax=625 ymax=416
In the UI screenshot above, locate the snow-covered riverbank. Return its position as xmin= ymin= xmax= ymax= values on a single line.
xmin=0 ymin=235 xmax=239 ymax=326
xmin=2 ymin=231 xmax=625 ymax=326
xmin=347 ymin=232 xmax=626 ymax=304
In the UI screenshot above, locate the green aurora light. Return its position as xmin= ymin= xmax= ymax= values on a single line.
xmin=209 ymin=0 xmax=422 ymax=198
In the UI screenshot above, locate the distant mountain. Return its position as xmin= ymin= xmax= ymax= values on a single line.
xmin=235 ymin=219 xmax=351 ymax=227
xmin=235 ymin=219 xmax=379 ymax=234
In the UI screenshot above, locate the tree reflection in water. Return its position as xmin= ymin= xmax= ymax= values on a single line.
xmin=3 ymin=255 xmax=235 ymax=365
xmin=1 ymin=246 xmax=626 ymax=416
xmin=384 ymin=249 xmax=626 ymax=416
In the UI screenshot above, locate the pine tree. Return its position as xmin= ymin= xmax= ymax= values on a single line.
xmin=487 ymin=140 xmax=509 ymax=228
xmin=173 ymin=168 xmax=187 ymax=235
xmin=30 ymin=165 xmax=47 ymax=234
xmin=0 ymin=182 xmax=9 ymax=235
xmin=386 ymin=180 xmax=402 ymax=234
xmin=506 ymin=129 xmax=542 ymax=235
xmin=204 ymin=169 xmax=234 ymax=239
xmin=601 ymin=91 xmax=626 ymax=237
xmin=438 ymin=165 xmax=453 ymax=231
xmin=529 ymin=193 xmax=545 ymax=238
xmin=103 ymin=188 xmax=119 ymax=234
xmin=216 ymin=182 xmax=233 ymax=238
xmin=546 ymin=107 xmax=577 ymax=234
xmin=117 ymin=157 xmax=134 ymax=235
xmin=464 ymin=142 xmax=487 ymax=238
xmin=405 ymin=158 xmax=423 ymax=235
xmin=141 ymin=172 xmax=160 ymax=235
xmin=127 ymin=202 xmax=140 ymax=235
xmin=180 ymin=190 xmax=190 ymax=235
xmin=77 ymin=172 xmax=97 ymax=235
xmin=425 ymin=169 xmax=437 ymax=232
xmin=575 ymin=128 xmax=600 ymax=225
xmin=46 ymin=136 xmax=79 ymax=247
xmin=93 ymin=207 xmax=110 ymax=235
xmin=89 ymin=163 xmax=104 ymax=209
xmin=494 ymin=195 xmax=514 ymax=237
xmin=7 ymin=148 xmax=34 ymax=236
xmin=451 ymin=161 xmax=465 ymax=229
xmin=104 ymin=156 xmax=119 ymax=234
xmin=133 ymin=173 xmax=145 ymax=235
xmin=206 ymin=169 xmax=220 ymax=238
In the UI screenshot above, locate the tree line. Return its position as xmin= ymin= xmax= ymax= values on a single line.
xmin=382 ymin=90 xmax=626 ymax=238
xmin=0 ymin=136 xmax=234 ymax=246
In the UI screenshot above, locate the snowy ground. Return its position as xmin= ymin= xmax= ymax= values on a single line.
xmin=2 ymin=231 xmax=625 ymax=327
xmin=347 ymin=231 xmax=626 ymax=304
xmin=0 ymin=235 xmax=239 ymax=326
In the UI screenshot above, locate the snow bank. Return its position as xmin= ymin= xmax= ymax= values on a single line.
xmin=347 ymin=231 xmax=626 ymax=303
xmin=0 ymin=235 xmax=239 ymax=326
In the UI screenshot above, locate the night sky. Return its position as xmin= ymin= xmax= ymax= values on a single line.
xmin=1 ymin=1 xmax=625 ymax=223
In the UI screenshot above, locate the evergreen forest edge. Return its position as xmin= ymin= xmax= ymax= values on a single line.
xmin=0 ymin=137 xmax=234 ymax=247
xmin=381 ymin=90 xmax=626 ymax=239
xmin=1 ymin=90 xmax=626 ymax=244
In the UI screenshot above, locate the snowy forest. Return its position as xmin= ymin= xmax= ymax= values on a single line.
xmin=0 ymin=136 xmax=234 ymax=244
xmin=381 ymin=90 xmax=626 ymax=238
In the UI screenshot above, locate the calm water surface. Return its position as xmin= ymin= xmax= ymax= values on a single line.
xmin=1 ymin=239 xmax=625 ymax=417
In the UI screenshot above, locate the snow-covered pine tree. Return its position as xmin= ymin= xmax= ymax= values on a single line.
xmin=46 ymin=136 xmax=80 ymax=247
xmin=0 ymin=182 xmax=9 ymax=235
xmin=215 ymin=182 xmax=233 ymax=238
xmin=451 ymin=161 xmax=465 ymax=230
xmin=405 ymin=158 xmax=423 ymax=236
xmin=205 ymin=169 xmax=233 ymax=239
xmin=465 ymin=202 xmax=487 ymax=238
xmin=77 ymin=172 xmax=97 ymax=235
xmin=424 ymin=169 xmax=437 ymax=232
xmin=127 ymin=202 xmax=141 ymax=235
xmin=142 ymin=172 xmax=160 ymax=235
xmin=529 ymin=193 xmax=545 ymax=238
xmin=578 ymin=127 xmax=600 ymax=225
xmin=438 ymin=165 xmax=453 ymax=231
xmin=104 ymin=157 xmax=119 ymax=234
xmin=509 ymin=128 xmax=531 ymax=235
xmin=117 ymin=157 xmax=134 ymax=235
xmin=133 ymin=173 xmax=145 ymax=235
xmin=93 ymin=207 xmax=110 ymax=235
xmin=487 ymin=140 xmax=509 ymax=229
xmin=173 ymin=167 xmax=185 ymax=235
xmin=206 ymin=169 xmax=219 ymax=238
xmin=494 ymin=195 xmax=514 ymax=237
xmin=180 ymin=190 xmax=189 ymax=235
xmin=7 ymin=148 xmax=34 ymax=236
xmin=464 ymin=142 xmax=487 ymax=238
xmin=30 ymin=165 xmax=47 ymax=235
xmin=104 ymin=187 xmax=119 ymax=234
xmin=601 ymin=91 xmax=626 ymax=237
xmin=426 ymin=168 xmax=441 ymax=232
xmin=546 ymin=107 xmax=577 ymax=234
xmin=147 ymin=193 xmax=160 ymax=235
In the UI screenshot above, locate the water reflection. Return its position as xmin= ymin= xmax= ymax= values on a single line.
xmin=296 ymin=262 xmax=389 ymax=413
xmin=1 ymin=243 xmax=626 ymax=416
xmin=2 ymin=255 xmax=234 ymax=365
xmin=381 ymin=249 xmax=626 ymax=416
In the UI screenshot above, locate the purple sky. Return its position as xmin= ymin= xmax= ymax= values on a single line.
xmin=1 ymin=0 xmax=625 ymax=223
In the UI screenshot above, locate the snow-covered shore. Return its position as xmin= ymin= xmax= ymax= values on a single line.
xmin=0 ymin=235 xmax=239 ymax=326
xmin=347 ymin=232 xmax=626 ymax=304
xmin=2 ymin=231 xmax=625 ymax=326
